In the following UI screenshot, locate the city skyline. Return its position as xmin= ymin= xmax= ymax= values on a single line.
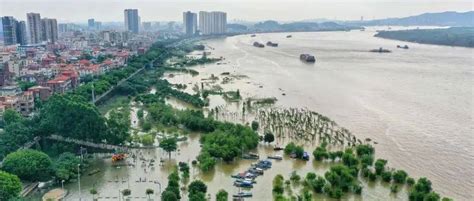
xmin=0 ymin=0 xmax=471 ymax=23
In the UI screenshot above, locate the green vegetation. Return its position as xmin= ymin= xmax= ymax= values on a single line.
xmin=53 ymin=152 xmax=81 ymax=182
xmin=178 ymin=162 xmax=190 ymax=181
xmin=0 ymin=170 xmax=22 ymax=200
xmin=2 ymin=149 xmax=53 ymax=181
xmin=216 ymin=189 xmax=228 ymax=201
xmin=140 ymin=134 xmax=155 ymax=146
xmin=188 ymin=180 xmax=207 ymax=201
xmin=284 ymin=142 xmax=305 ymax=159
xmin=172 ymin=54 xmax=221 ymax=67
xmin=375 ymin=27 xmax=474 ymax=47
xmin=263 ymin=131 xmax=275 ymax=143
xmin=163 ymin=67 xmax=199 ymax=76
xmin=0 ymin=109 xmax=34 ymax=159
xmin=146 ymin=188 xmax=154 ymax=199
xmin=159 ymin=137 xmax=178 ymax=159
xmin=17 ymin=80 xmax=36 ymax=91
xmin=251 ymin=121 xmax=259 ymax=131
xmin=313 ymin=142 xmax=329 ymax=161
xmin=162 ymin=168 xmax=181 ymax=201
xmin=273 ymin=174 xmax=285 ymax=195
xmin=324 ymin=165 xmax=359 ymax=199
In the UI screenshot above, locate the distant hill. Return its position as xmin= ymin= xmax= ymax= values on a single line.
xmin=250 ymin=20 xmax=358 ymax=32
xmin=374 ymin=27 xmax=474 ymax=48
xmin=349 ymin=11 xmax=474 ymax=27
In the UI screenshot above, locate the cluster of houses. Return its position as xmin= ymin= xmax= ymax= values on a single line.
xmin=0 ymin=31 xmax=154 ymax=117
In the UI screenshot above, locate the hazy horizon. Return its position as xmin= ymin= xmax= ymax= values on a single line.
xmin=0 ymin=0 xmax=472 ymax=23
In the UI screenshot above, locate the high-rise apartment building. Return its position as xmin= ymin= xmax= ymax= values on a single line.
xmin=124 ymin=9 xmax=139 ymax=33
xmin=88 ymin=18 xmax=95 ymax=30
xmin=95 ymin=21 xmax=102 ymax=30
xmin=198 ymin=11 xmax=227 ymax=35
xmin=41 ymin=18 xmax=58 ymax=43
xmin=1 ymin=16 xmax=17 ymax=45
xmin=1 ymin=16 xmax=27 ymax=45
xmin=142 ymin=22 xmax=152 ymax=32
xmin=16 ymin=21 xmax=27 ymax=45
xmin=183 ymin=11 xmax=197 ymax=36
xmin=27 ymin=13 xmax=42 ymax=44
xmin=58 ymin=23 xmax=68 ymax=33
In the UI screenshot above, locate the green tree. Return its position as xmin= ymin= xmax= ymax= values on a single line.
xmin=342 ymin=152 xmax=359 ymax=168
xmin=159 ymin=138 xmax=177 ymax=159
xmin=2 ymin=149 xmax=53 ymax=181
xmin=197 ymin=151 xmax=216 ymax=171
xmin=308 ymin=176 xmax=326 ymax=193
xmin=216 ymin=189 xmax=228 ymax=201
xmin=188 ymin=180 xmax=207 ymax=195
xmin=374 ymin=159 xmax=387 ymax=175
xmin=0 ymin=121 xmax=33 ymax=159
xmin=90 ymin=188 xmax=98 ymax=200
xmin=324 ymin=165 xmax=355 ymax=195
xmin=251 ymin=121 xmax=259 ymax=131
xmin=146 ymin=188 xmax=154 ymax=199
xmin=38 ymin=95 xmax=108 ymax=142
xmin=2 ymin=109 xmax=23 ymax=125
xmin=263 ymin=131 xmax=275 ymax=143
xmin=381 ymin=171 xmax=392 ymax=182
xmin=360 ymin=154 xmax=374 ymax=168
xmin=355 ymin=144 xmax=374 ymax=156
xmin=106 ymin=108 xmax=131 ymax=144
xmin=141 ymin=134 xmax=155 ymax=146
xmin=272 ymin=174 xmax=285 ymax=194
xmin=122 ymin=189 xmax=131 ymax=198
xmin=423 ymin=192 xmax=440 ymax=201
xmin=290 ymin=171 xmax=301 ymax=184
xmin=313 ymin=146 xmax=328 ymax=161
xmin=54 ymin=152 xmax=80 ymax=182
xmin=189 ymin=191 xmax=206 ymax=201
xmin=161 ymin=190 xmax=178 ymax=201
xmin=393 ymin=170 xmax=408 ymax=184
xmin=0 ymin=170 xmax=22 ymax=200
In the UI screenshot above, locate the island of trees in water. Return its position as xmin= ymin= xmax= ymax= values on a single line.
xmin=0 ymin=37 xmax=453 ymax=201
xmin=375 ymin=27 xmax=474 ymax=48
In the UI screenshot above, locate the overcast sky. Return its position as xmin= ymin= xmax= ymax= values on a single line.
xmin=0 ymin=0 xmax=472 ymax=23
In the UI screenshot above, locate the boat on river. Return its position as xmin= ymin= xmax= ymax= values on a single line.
xmin=369 ymin=47 xmax=391 ymax=53
xmin=300 ymin=54 xmax=316 ymax=62
xmin=242 ymin=153 xmax=259 ymax=160
xmin=268 ymin=155 xmax=283 ymax=160
xmin=233 ymin=192 xmax=253 ymax=198
xmin=253 ymin=42 xmax=265 ymax=48
xmin=286 ymin=35 xmax=292 ymax=38
xmin=266 ymin=41 xmax=278 ymax=47
xmin=273 ymin=146 xmax=284 ymax=151
xmin=250 ymin=34 xmax=256 ymax=37
xmin=397 ymin=45 xmax=409 ymax=49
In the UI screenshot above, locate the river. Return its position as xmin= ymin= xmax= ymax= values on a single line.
xmin=61 ymin=27 xmax=472 ymax=201
xmin=175 ymin=27 xmax=472 ymax=200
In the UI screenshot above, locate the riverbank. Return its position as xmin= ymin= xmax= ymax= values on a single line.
xmin=374 ymin=27 xmax=474 ymax=48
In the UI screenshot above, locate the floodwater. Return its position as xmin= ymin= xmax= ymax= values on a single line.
xmin=62 ymin=27 xmax=472 ymax=201
xmin=173 ymin=27 xmax=472 ymax=200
